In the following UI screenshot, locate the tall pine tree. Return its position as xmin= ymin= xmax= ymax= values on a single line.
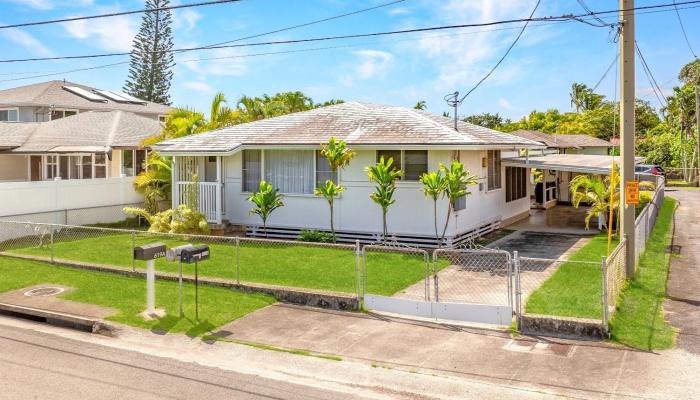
xmin=124 ymin=0 xmax=175 ymax=105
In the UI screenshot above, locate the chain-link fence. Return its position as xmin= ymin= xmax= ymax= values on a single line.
xmin=362 ymin=243 xmax=430 ymax=301
xmin=0 ymin=221 xmax=360 ymax=298
xmin=635 ymin=182 xmax=664 ymax=264
xmin=0 ymin=203 xmax=147 ymax=230
xmin=602 ymin=239 xmax=627 ymax=331
xmin=432 ymin=248 xmax=511 ymax=307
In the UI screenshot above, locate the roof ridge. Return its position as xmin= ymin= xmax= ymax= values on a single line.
xmin=105 ymin=110 xmax=122 ymax=147
xmin=407 ymin=108 xmax=466 ymax=137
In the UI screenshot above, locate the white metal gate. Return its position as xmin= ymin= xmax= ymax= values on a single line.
xmin=361 ymin=244 xmax=513 ymax=326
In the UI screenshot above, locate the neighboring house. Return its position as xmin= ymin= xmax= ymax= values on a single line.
xmin=0 ymin=110 xmax=163 ymax=221
xmin=0 ymin=80 xmax=172 ymax=123
xmin=153 ymin=102 xmax=543 ymax=245
xmin=507 ymin=130 xmax=613 ymax=156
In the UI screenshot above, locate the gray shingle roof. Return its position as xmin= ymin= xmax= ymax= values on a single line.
xmin=0 ymin=80 xmax=173 ymax=116
xmin=508 ymin=130 xmax=612 ymax=149
xmin=153 ymin=102 xmax=543 ymax=154
xmin=508 ymin=130 xmax=574 ymax=148
xmin=554 ymin=134 xmax=613 ymax=148
xmin=0 ymin=110 xmax=162 ymax=152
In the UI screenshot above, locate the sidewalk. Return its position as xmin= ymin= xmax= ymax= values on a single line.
xmin=216 ymin=303 xmax=699 ymax=399
xmin=666 ymin=189 xmax=700 ymax=354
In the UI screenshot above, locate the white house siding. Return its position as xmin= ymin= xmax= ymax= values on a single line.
xmin=0 ymin=154 xmax=28 ymax=181
xmin=219 ymin=149 xmax=529 ymax=239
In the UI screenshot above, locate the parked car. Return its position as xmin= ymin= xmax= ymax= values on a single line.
xmin=635 ymin=164 xmax=665 ymax=176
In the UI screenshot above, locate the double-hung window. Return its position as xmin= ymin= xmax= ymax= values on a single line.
xmin=242 ymin=150 xmax=262 ymax=192
xmin=45 ymin=155 xmax=58 ymax=179
xmin=121 ymin=149 xmax=147 ymax=177
xmin=315 ymin=151 xmax=337 ymax=187
xmin=0 ymin=108 xmax=18 ymax=122
xmin=505 ymin=167 xmax=527 ymax=202
xmin=487 ymin=150 xmax=502 ymax=190
xmin=376 ymin=150 xmax=428 ymax=181
xmin=94 ymin=154 xmax=107 ymax=178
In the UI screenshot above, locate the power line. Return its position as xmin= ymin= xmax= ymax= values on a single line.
xmin=576 ymin=0 xmax=611 ymax=27
xmin=591 ymin=51 xmax=620 ymax=92
xmin=0 ymin=20 xmax=573 ymax=82
xmin=635 ymin=41 xmax=668 ymax=108
xmin=672 ymin=0 xmax=697 ymax=58
xmin=3 ymin=0 xmax=700 ymax=64
xmin=451 ymin=0 xmax=542 ymax=105
xmin=0 ymin=0 xmax=243 ymax=30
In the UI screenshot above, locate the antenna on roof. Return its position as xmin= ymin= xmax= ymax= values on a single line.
xmin=443 ymin=91 xmax=459 ymax=131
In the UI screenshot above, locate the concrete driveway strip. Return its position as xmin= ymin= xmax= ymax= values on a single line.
xmin=666 ymin=188 xmax=700 ymax=354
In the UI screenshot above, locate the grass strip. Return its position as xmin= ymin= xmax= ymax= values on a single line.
xmin=0 ymin=256 xmax=275 ymax=336
xmin=609 ymin=197 xmax=677 ymax=349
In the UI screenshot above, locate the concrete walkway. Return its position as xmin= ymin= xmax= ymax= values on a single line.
xmin=216 ymin=303 xmax=699 ymax=399
xmin=666 ymin=189 xmax=700 ymax=354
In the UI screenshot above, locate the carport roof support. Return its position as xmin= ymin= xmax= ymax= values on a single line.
xmin=502 ymin=154 xmax=644 ymax=175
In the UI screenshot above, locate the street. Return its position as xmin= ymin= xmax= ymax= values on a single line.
xmin=0 ymin=323 xmax=356 ymax=400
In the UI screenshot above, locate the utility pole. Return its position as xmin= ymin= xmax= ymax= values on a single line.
xmin=695 ymin=85 xmax=699 ymax=186
xmin=619 ymin=0 xmax=636 ymax=277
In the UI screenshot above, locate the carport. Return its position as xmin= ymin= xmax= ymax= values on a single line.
xmin=502 ymin=154 xmax=643 ymax=233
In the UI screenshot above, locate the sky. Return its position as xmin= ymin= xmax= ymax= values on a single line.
xmin=0 ymin=0 xmax=698 ymax=120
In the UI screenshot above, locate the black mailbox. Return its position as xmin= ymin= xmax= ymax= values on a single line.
xmin=133 ymin=242 xmax=167 ymax=261
xmin=180 ymin=245 xmax=210 ymax=264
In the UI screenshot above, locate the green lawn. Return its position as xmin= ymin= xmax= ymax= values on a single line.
xmin=525 ymin=233 xmax=616 ymax=319
xmin=6 ymin=232 xmax=432 ymax=296
xmin=609 ymin=197 xmax=677 ymax=350
xmin=0 ymin=256 xmax=275 ymax=336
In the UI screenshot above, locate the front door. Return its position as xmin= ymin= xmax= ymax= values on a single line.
xmin=30 ymin=156 xmax=42 ymax=181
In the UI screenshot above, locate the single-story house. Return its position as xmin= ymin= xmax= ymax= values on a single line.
xmin=507 ymin=130 xmax=613 ymax=156
xmin=153 ymin=102 xmax=544 ymax=245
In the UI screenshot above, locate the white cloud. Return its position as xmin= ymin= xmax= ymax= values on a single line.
xmin=173 ymin=9 xmax=202 ymax=31
xmin=180 ymin=48 xmax=248 ymax=76
xmin=354 ymin=50 xmax=394 ymax=79
xmin=1 ymin=27 xmax=53 ymax=57
xmin=498 ymin=97 xmax=513 ymax=110
xmin=409 ymin=0 xmax=549 ymax=91
xmin=182 ymin=81 xmax=214 ymax=94
xmin=388 ymin=7 xmax=410 ymax=16
xmin=62 ymin=14 xmax=137 ymax=51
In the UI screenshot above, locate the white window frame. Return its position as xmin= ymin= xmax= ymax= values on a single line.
xmin=49 ymin=108 xmax=79 ymax=120
xmin=375 ymin=150 xmax=428 ymax=182
xmin=242 ymin=149 xmax=331 ymax=196
xmin=38 ymin=154 xmax=106 ymax=180
xmin=94 ymin=153 xmax=108 ymax=179
xmin=315 ymin=150 xmax=338 ymax=188
xmin=0 ymin=107 xmax=19 ymax=122
xmin=120 ymin=149 xmax=147 ymax=177
xmin=505 ymin=166 xmax=527 ymax=203
xmin=44 ymin=155 xmax=58 ymax=180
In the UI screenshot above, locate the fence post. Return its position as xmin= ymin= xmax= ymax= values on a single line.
xmin=355 ymin=240 xmax=362 ymax=307
xmin=424 ymin=250 xmax=430 ymax=302
xmin=433 ymin=250 xmax=439 ymax=303
xmin=131 ymin=230 xmax=136 ymax=272
xmin=513 ymin=251 xmax=521 ymax=329
xmin=50 ymin=224 xmax=55 ymax=264
xmin=601 ymin=256 xmax=609 ymax=337
xmin=235 ymin=237 xmax=240 ymax=284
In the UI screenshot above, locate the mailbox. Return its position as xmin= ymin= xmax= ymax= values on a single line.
xmin=166 ymin=244 xmax=194 ymax=262
xmin=180 ymin=245 xmax=210 ymax=264
xmin=133 ymin=242 xmax=167 ymax=261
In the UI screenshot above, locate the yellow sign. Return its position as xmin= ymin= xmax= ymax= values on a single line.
xmin=625 ymin=181 xmax=640 ymax=205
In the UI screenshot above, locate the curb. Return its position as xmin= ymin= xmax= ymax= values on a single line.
xmin=0 ymin=302 xmax=117 ymax=336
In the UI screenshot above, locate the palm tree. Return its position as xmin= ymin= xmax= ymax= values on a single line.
xmin=440 ymin=161 xmax=478 ymax=244
xmin=365 ymin=157 xmax=403 ymax=241
xmin=314 ymin=137 xmax=356 ymax=237
xmin=419 ymin=170 xmax=448 ymax=246
xmin=247 ymin=180 xmax=284 ymax=237
xmin=132 ymin=152 xmax=172 ymax=214
xmin=570 ymin=82 xmax=589 ymax=112
xmin=570 ymin=172 xmax=619 ymax=230
xmin=414 ymin=101 xmax=427 ymax=110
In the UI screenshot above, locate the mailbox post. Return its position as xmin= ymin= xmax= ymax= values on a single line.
xmin=166 ymin=244 xmax=194 ymax=318
xmin=133 ymin=242 xmax=166 ymax=316
xmin=180 ymin=245 xmax=210 ymax=320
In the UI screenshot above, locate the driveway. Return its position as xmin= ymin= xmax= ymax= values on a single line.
xmin=394 ymin=231 xmax=589 ymax=305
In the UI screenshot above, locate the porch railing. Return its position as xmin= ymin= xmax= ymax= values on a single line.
xmin=175 ymin=181 xmax=222 ymax=224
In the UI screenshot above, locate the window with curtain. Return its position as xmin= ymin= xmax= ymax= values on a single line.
xmin=265 ymin=150 xmax=315 ymax=194
xmin=506 ymin=167 xmax=527 ymax=202
xmin=315 ymin=151 xmax=337 ymax=187
xmin=487 ymin=150 xmax=502 ymax=190
xmin=242 ymin=150 xmax=262 ymax=192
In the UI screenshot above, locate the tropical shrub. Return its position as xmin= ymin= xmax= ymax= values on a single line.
xmin=366 ymin=157 xmax=403 ymax=240
xmin=247 ymin=180 xmax=284 ymax=237
xmin=123 ymin=204 xmax=210 ymax=235
xmin=298 ymin=229 xmax=336 ymax=243
xmin=314 ymin=137 xmax=356 ymax=238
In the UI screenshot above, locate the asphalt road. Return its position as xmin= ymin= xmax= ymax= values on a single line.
xmin=0 ymin=323 xmax=357 ymax=400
